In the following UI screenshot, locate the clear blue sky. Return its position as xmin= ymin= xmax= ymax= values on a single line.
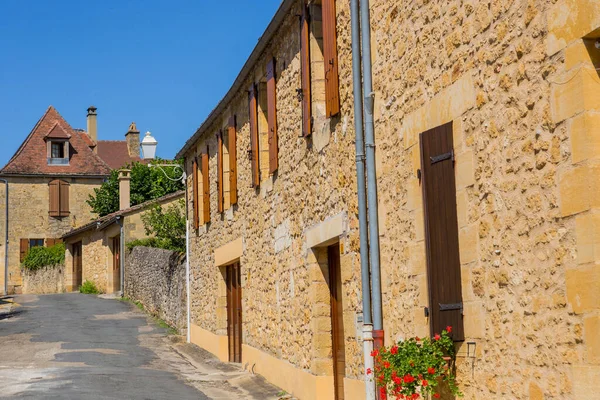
xmin=0 ymin=1 xmax=282 ymax=166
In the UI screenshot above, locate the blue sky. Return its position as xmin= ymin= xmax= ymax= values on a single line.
xmin=0 ymin=1 xmax=282 ymax=165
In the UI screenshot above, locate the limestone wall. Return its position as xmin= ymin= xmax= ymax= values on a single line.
xmin=180 ymin=0 xmax=600 ymax=399
xmin=124 ymin=246 xmax=187 ymax=334
xmin=21 ymin=265 xmax=65 ymax=294
xmin=0 ymin=176 xmax=102 ymax=293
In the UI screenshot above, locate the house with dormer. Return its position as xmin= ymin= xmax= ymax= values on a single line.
xmin=0 ymin=106 xmax=144 ymax=294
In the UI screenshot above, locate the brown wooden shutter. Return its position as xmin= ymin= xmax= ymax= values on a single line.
xmin=49 ymin=180 xmax=60 ymax=217
xmin=266 ymin=58 xmax=278 ymax=174
xmin=46 ymin=238 xmax=55 ymax=247
xmin=202 ymin=149 xmax=210 ymax=224
xmin=228 ymin=116 xmax=238 ymax=205
xmin=20 ymin=239 xmax=28 ymax=262
xmin=248 ymin=84 xmax=260 ymax=187
xmin=420 ymin=122 xmax=464 ymax=341
xmin=192 ymin=158 xmax=199 ymax=230
xmin=59 ymin=180 xmax=70 ymax=217
xmin=322 ymin=0 xmax=340 ymax=117
xmin=300 ymin=3 xmax=312 ymax=137
xmin=217 ymin=131 xmax=224 ymax=213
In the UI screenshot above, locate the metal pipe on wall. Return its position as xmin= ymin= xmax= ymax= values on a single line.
xmin=117 ymin=216 xmax=125 ymax=295
xmin=349 ymin=0 xmax=375 ymax=399
xmin=359 ymin=0 xmax=384 ymax=347
xmin=183 ymin=157 xmax=191 ymax=343
xmin=0 ymin=179 xmax=8 ymax=296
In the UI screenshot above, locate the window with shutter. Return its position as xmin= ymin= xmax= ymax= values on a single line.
xmin=217 ymin=131 xmax=224 ymax=213
xmin=420 ymin=122 xmax=464 ymax=341
xmin=49 ymin=179 xmax=69 ymax=218
xmin=20 ymin=239 xmax=28 ymax=262
xmin=266 ymin=58 xmax=278 ymax=175
xmin=300 ymin=2 xmax=312 ymax=137
xmin=202 ymin=149 xmax=210 ymax=224
xmin=192 ymin=158 xmax=199 ymax=230
xmin=228 ymin=116 xmax=238 ymax=205
xmin=248 ymin=84 xmax=260 ymax=187
xmin=322 ymin=0 xmax=340 ymax=117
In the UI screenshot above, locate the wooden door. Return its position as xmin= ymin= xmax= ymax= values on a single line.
xmin=112 ymin=236 xmax=121 ymax=293
xmin=420 ymin=122 xmax=465 ymax=341
xmin=72 ymin=242 xmax=82 ymax=288
xmin=226 ymin=262 xmax=242 ymax=363
xmin=328 ymin=243 xmax=345 ymax=400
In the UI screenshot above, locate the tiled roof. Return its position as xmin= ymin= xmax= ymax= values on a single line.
xmin=45 ymin=123 xmax=71 ymax=139
xmin=97 ymin=140 xmax=142 ymax=170
xmin=0 ymin=106 xmax=111 ymax=176
xmin=62 ymin=190 xmax=185 ymax=239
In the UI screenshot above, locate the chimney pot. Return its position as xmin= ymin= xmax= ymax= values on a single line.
xmin=125 ymin=122 xmax=141 ymax=158
xmin=86 ymin=106 xmax=98 ymax=151
xmin=118 ymin=169 xmax=131 ymax=210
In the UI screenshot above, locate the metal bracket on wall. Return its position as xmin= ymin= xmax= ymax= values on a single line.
xmin=430 ymin=149 xmax=454 ymax=165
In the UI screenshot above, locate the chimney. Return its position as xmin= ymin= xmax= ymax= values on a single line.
xmin=118 ymin=169 xmax=131 ymax=210
xmin=87 ymin=106 xmax=98 ymax=151
xmin=125 ymin=122 xmax=140 ymax=158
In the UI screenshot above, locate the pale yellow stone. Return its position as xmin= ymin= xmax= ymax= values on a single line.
xmin=570 ymin=111 xmax=600 ymax=164
xmin=575 ymin=210 xmax=600 ymax=265
xmin=463 ymin=301 xmax=486 ymax=339
xmin=584 ymin=314 xmax=600 ymax=364
xmin=459 ymin=224 xmax=478 ymax=264
xmin=566 ymin=264 xmax=600 ymax=314
xmin=559 ymin=162 xmax=600 ymax=216
xmin=565 ymin=40 xmax=600 ymax=70
xmin=455 ymin=150 xmax=476 ymax=189
xmin=571 ymin=365 xmax=600 ymax=399
xmin=547 ymin=0 xmax=600 ymax=56
xmin=550 ymin=66 xmax=600 ymax=123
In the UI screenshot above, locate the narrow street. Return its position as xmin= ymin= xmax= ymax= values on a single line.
xmin=0 ymin=294 xmax=281 ymax=400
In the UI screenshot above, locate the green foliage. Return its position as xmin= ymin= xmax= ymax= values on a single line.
xmin=21 ymin=243 xmax=65 ymax=270
xmin=87 ymin=160 xmax=184 ymax=217
xmin=79 ymin=280 xmax=101 ymax=294
xmin=138 ymin=199 xmax=186 ymax=253
xmin=373 ymin=328 xmax=462 ymax=399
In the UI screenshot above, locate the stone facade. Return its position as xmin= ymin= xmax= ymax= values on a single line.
xmin=0 ymin=177 xmax=103 ymax=293
xmin=178 ymin=0 xmax=600 ymax=399
xmin=124 ymin=246 xmax=187 ymax=334
xmin=21 ymin=265 xmax=66 ymax=294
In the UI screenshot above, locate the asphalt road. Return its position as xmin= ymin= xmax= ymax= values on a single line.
xmin=0 ymin=294 xmax=281 ymax=400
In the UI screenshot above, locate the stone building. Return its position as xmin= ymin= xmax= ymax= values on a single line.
xmin=175 ymin=0 xmax=600 ymax=399
xmin=0 ymin=106 xmax=146 ymax=294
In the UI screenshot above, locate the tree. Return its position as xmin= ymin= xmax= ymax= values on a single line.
xmin=87 ymin=160 xmax=184 ymax=217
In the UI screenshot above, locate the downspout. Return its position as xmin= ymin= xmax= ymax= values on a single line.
xmin=0 ymin=179 xmax=8 ymax=296
xmin=184 ymin=157 xmax=191 ymax=343
xmin=360 ymin=0 xmax=384 ymax=348
xmin=117 ymin=216 xmax=125 ymax=295
xmin=349 ymin=1 xmax=374 ymax=399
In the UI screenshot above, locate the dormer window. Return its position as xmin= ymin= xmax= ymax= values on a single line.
xmin=44 ymin=123 xmax=71 ymax=165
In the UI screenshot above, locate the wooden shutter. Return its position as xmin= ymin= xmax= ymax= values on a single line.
xmin=266 ymin=58 xmax=278 ymax=174
xmin=248 ymin=84 xmax=260 ymax=187
xmin=228 ymin=116 xmax=238 ymax=205
xmin=322 ymin=0 xmax=340 ymax=117
xmin=20 ymin=239 xmax=28 ymax=262
xmin=59 ymin=180 xmax=70 ymax=217
xmin=300 ymin=3 xmax=312 ymax=137
xmin=49 ymin=180 xmax=60 ymax=217
xmin=192 ymin=158 xmax=199 ymax=230
xmin=217 ymin=131 xmax=224 ymax=213
xmin=46 ymin=238 xmax=55 ymax=247
xmin=420 ymin=122 xmax=464 ymax=341
xmin=202 ymin=149 xmax=210 ymax=224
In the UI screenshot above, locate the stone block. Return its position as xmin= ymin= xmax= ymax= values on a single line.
xmin=459 ymin=224 xmax=478 ymax=265
xmin=529 ymin=382 xmax=544 ymax=400
xmin=418 ymin=274 xmax=429 ymax=307
xmin=455 ymin=150 xmax=475 ymax=189
xmin=566 ymin=264 xmax=600 ymax=314
xmin=584 ymin=314 xmax=600 ymax=364
xmin=570 ymin=111 xmax=600 ymax=164
xmin=571 ymin=365 xmax=600 ymax=399
xmin=313 ymin=316 xmax=332 ymax=333
xmin=565 ymin=40 xmax=600 ymax=70
xmin=407 ymin=178 xmax=422 ymax=211
xmin=550 ymin=66 xmax=600 ymax=123
xmin=463 ymin=301 xmax=485 ymax=339
xmin=414 ymin=208 xmax=425 ymax=242
xmin=547 ymin=0 xmax=600 ymax=56
xmin=456 ymin=189 xmax=468 ymax=228
xmin=575 ymin=210 xmax=600 ymax=264
xmin=311 ymin=358 xmax=334 ymax=376
xmin=408 ymin=241 xmax=426 ymax=276
xmin=313 ymin=333 xmax=333 ymax=358
xmin=413 ymin=307 xmax=429 ymax=339
xmin=559 ymin=162 xmax=600 ymax=216
xmin=311 ymin=282 xmax=331 ymax=304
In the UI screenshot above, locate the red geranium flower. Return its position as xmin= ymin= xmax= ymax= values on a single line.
xmin=380 ymin=387 xmax=387 ymax=400
xmin=446 ymin=325 xmax=452 ymax=333
xmin=403 ymin=374 xmax=415 ymax=384
xmin=393 ymin=376 xmax=402 ymax=385
xmin=434 ymin=334 xmax=441 ymax=341
xmin=415 ymin=336 xmax=420 ymax=341
xmin=427 ymin=367 xmax=435 ymax=375
xmin=366 ymin=368 xmax=372 ymax=375
xmin=422 ymin=380 xmax=428 ymax=387
xmin=384 ymin=361 xmax=391 ymax=369
xmin=390 ymin=345 xmax=398 ymax=355
xmin=433 ymin=394 xmax=440 ymax=399
xmin=371 ymin=349 xmax=379 ymax=357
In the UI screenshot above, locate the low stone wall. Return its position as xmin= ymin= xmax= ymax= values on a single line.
xmin=22 ymin=265 xmax=65 ymax=294
xmin=124 ymin=246 xmax=187 ymax=334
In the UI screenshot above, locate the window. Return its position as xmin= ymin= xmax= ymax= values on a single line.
xmin=228 ymin=116 xmax=238 ymax=205
xmin=266 ymin=58 xmax=278 ymax=174
xmin=248 ymin=84 xmax=260 ymax=187
xmin=202 ymin=148 xmax=210 ymax=224
xmin=29 ymin=239 xmax=44 ymax=248
xmin=217 ymin=131 xmax=224 ymax=213
xmin=20 ymin=238 xmax=45 ymax=262
xmin=48 ymin=141 xmax=69 ymax=165
xmin=192 ymin=158 xmax=199 ymax=230
xmin=49 ymin=179 xmax=70 ymax=218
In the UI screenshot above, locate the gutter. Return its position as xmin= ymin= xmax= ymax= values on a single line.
xmin=175 ymin=0 xmax=296 ymax=159
xmin=184 ymin=156 xmax=191 ymax=343
xmin=0 ymin=179 xmax=7 ymax=296
xmin=117 ymin=216 xmax=125 ymax=295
